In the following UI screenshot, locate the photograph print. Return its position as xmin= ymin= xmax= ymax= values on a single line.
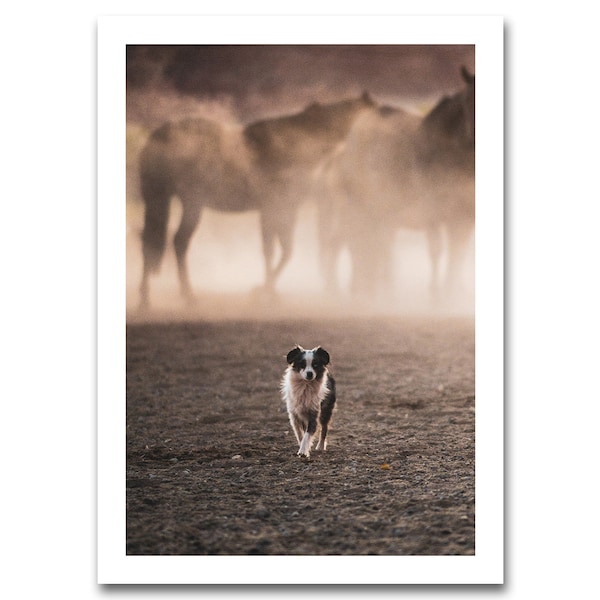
xmin=99 ymin=15 xmax=503 ymax=585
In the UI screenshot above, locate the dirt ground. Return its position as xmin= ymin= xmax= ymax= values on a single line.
xmin=126 ymin=307 xmax=475 ymax=555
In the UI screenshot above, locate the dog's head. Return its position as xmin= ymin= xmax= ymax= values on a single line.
xmin=286 ymin=345 xmax=330 ymax=382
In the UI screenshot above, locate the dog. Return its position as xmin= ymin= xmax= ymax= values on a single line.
xmin=281 ymin=345 xmax=337 ymax=458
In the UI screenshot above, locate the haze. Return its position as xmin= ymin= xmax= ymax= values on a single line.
xmin=126 ymin=45 xmax=475 ymax=320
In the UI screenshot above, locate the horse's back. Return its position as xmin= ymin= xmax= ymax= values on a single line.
xmin=142 ymin=118 xmax=248 ymax=171
xmin=414 ymin=78 xmax=475 ymax=223
xmin=140 ymin=117 xmax=260 ymax=211
xmin=243 ymin=94 xmax=374 ymax=172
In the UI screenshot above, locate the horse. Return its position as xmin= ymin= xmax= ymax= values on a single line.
xmin=137 ymin=92 xmax=375 ymax=308
xmin=318 ymin=67 xmax=475 ymax=303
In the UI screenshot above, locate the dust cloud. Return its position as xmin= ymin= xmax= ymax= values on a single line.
xmin=125 ymin=201 xmax=474 ymax=321
xmin=125 ymin=45 xmax=475 ymax=322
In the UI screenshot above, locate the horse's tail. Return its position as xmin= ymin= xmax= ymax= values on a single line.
xmin=139 ymin=133 xmax=173 ymax=274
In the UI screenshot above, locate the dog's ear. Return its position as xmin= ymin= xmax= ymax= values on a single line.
xmin=313 ymin=346 xmax=330 ymax=365
xmin=286 ymin=346 xmax=304 ymax=364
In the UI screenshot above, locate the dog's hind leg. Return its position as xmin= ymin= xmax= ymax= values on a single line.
xmin=315 ymin=418 xmax=330 ymax=451
xmin=316 ymin=379 xmax=336 ymax=451
xmin=315 ymin=406 xmax=333 ymax=451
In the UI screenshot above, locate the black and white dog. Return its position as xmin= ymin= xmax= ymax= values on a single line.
xmin=281 ymin=345 xmax=337 ymax=458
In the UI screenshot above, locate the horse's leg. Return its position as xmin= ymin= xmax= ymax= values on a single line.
xmin=270 ymin=214 xmax=296 ymax=292
xmin=260 ymin=217 xmax=278 ymax=292
xmin=173 ymin=199 xmax=202 ymax=303
xmin=316 ymin=168 xmax=349 ymax=295
xmin=139 ymin=176 xmax=172 ymax=311
xmin=426 ymin=224 xmax=443 ymax=302
xmin=139 ymin=263 xmax=151 ymax=311
xmin=260 ymin=207 xmax=297 ymax=294
xmin=317 ymin=200 xmax=343 ymax=295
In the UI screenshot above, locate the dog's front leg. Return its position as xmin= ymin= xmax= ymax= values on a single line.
xmin=290 ymin=413 xmax=305 ymax=444
xmin=298 ymin=410 xmax=318 ymax=458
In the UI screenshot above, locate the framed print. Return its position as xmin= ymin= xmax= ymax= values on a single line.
xmin=98 ymin=14 xmax=503 ymax=584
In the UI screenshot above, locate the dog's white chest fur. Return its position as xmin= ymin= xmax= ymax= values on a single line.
xmin=281 ymin=368 xmax=327 ymax=415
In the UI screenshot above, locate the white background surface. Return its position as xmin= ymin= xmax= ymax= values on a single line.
xmin=2 ymin=1 xmax=599 ymax=598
